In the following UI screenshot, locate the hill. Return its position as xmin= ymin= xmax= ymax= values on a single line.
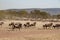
xmin=0 ymin=8 xmax=60 ymax=20
xmin=4 ymin=8 xmax=60 ymax=15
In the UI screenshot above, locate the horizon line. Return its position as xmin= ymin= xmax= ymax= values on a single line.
xmin=0 ymin=8 xmax=60 ymax=10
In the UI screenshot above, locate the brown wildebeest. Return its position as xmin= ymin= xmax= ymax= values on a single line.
xmin=24 ymin=22 xmax=36 ymax=28
xmin=24 ymin=24 xmax=27 ymax=28
xmin=24 ymin=22 xmax=30 ymax=28
xmin=53 ymin=24 xmax=60 ymax=29
xmin=30 ymin=22 xmax=36 ymax=27
xmin=43 ymin=23 xmax=53 ymax=29
xmin=0 ymin=21 xmax=4 ymax=27
xmin=9 ymin=22 xmax=14 ymax=26
xmin=9 ymin=22 xmax=22 ymax=30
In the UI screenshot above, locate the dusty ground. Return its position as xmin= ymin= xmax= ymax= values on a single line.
xmin=0 ymin=20 xmax=60 ymax=40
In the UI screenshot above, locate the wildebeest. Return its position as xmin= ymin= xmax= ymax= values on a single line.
xmin=24 ymin=22 xmax=36 ymax=28
xmin=9 ymin=22 xmax=22 ymax=30
xmin=30 ymin=22 xmax=36 ymax=27
xmin=53 ymin=24 xmax=60 ymax=29
xmin=24 ymin=22 xmax=30 ymax=28
xmin=43 ymin=23 xmax=53 ymax=29
xmin=24 ymin=24 xmax=27 ymax=28
xmin=9 ymin=22 xmax=14 ymax=26
xmin=0 ymin=21 xmax=4 ymax=27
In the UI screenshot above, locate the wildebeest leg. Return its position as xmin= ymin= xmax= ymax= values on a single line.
xmin=1 ymin=25 xmax=2 ymax=27
xmin=43 ymin=27 xmax=45 ymax=29
xmin=0 ymin=24 xmax=2 ymax=27
xmin=43 ymin=27 xmax=47 ymax=29
xmin=54 ymin=27 xmax=55 ymax=29
xmin=43 ymin=25 xmax=46 ymax=29
xmin=12 ymin=26 xmax=15 ymax=31
xmin=45 ymin=26 xmax=47 ymax=29
xmin=18 ymin=27 xmax=21 ymax=31
xmin=44 ymin=27 xmax=47 ymax=29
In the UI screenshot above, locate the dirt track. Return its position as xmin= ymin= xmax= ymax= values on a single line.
xmin=0 ymin=29 xmax=60 ymax=40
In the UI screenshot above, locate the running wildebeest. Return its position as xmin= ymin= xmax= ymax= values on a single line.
xmin=9 ymin=22 xmax=22 ymax=30
xmin=24 ymin=22 xmax=36 ymax=28
xmin=24 ymin=24 xmax=27 ymax=28
xmin=24 ymin=22 xmax=30 ymax=28
xmin=43 ymin=23 xmax=53 ymax=29
xmin=53 ymin=24 xmax=60 ymax=29
xmin=9 ymin=22 xmax=14 ymax=26
xmin=30 ymin=22 xmax=36 ymax=27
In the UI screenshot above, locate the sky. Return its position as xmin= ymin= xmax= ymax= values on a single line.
xmin=0 ymin=0 xmax=60 ymax=10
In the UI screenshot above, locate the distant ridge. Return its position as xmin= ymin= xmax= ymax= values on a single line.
xmin=0 ymin=8 xmax=60 ymax=15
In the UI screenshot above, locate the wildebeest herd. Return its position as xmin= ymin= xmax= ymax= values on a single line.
xmin=43 ymin=23 xmax=60 ymax=29
xmin=8 ymin=22 xmax=36 ymax=30
xmin=0 ymin=21 xmax=60 ymax=31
